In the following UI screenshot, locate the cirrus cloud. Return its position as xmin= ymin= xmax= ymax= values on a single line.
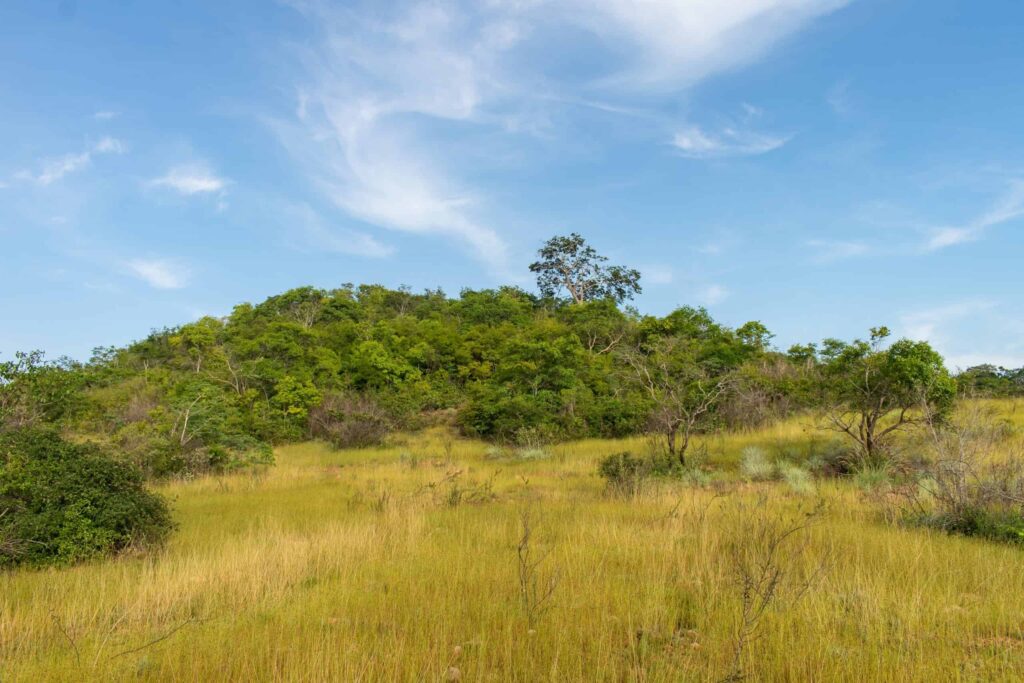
xmin=126 ymin=258 xmax=190 ymax=290
xmin=150 ymin=163 xmax=229 ymax=196
xmin=278 ymin=0 xmax=849 ymax=273
xmin=15 ymin=137 xmax=124 ymax=185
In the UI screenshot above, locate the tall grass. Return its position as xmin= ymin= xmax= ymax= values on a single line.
xmin=3 ymin=411 xmax=1024 ymax=680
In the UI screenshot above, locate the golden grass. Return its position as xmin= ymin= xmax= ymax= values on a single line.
xmin=4 ymin=405 xmax=1024 ymax=681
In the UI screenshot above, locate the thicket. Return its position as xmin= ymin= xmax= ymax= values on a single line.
xmin=0 ymin=429 xmax=173 ymax=568
xmin=1 ymin=234 xmax=990 ymax=483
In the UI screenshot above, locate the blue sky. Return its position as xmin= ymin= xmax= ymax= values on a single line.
xmin=3 ymin=0 xmax=1023 ymax=369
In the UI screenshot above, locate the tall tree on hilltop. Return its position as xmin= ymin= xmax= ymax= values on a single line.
xmin=530 ymin=233 xmax=641 ymax=304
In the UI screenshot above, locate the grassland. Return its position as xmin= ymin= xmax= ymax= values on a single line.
xmin=3 ymin=401 xmax=1024 ymax=681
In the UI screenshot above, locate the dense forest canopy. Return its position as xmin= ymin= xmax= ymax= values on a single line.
xmin=0 ymin=235 xmax=1019 ymax=481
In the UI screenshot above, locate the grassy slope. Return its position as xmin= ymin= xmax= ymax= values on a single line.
xmin=3 ymin=401 xmax=1024 ymax=681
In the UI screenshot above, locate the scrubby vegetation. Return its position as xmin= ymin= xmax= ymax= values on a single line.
xmin=3 ymin=408 xmax=1024 ymax=681
xmin=0 ymin=429 xmax=173 ymax=568
xmin=4 ymin=234 xmax=1024 ymax=679
xmin=2 ymin=238 xmax=977 ymax=483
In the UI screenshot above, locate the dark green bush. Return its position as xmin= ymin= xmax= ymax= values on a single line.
xmin=912 ymin=507 xmax=1024 ymax=545
xmin=597 ymin=451 xmax=678 ymax=495
xmin=0 ymin=429 xmax=174 ymax=568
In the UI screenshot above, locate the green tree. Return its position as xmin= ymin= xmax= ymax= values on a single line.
xmin=620 ymin=335 xmax=735 ymax=465
xmin=818 ymin=327 xmax=955 ymax=467
xmin=0 ymin=351 xmax=84 ymax=429
xmin=530 ymin=233 xmax=641 ymax=304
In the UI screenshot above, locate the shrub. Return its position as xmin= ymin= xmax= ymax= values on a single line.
xmin=598 ymin=451 xmax=653 ymax=495
xmin=597 ymin=450 xmax=684 ymax=494
xmin=740 ymin=447 xmax=777 ymax=482
xmin=892 ymin=403 xmax=1024 ymax=545
xmin=913 ymin=506 xmax=1024 ymax=545
xmin=805 ymin=439 xmax=856 ymax=478
xmin=205 ymin=433 xmax=274 ymax=472
xmin=309 ymin=392 xmax=391 ymax=449
xmin=0 ymin=429 xmax=174 ymax=568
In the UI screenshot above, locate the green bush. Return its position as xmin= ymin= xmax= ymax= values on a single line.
xmin=598 ymin=451 xmax=652 ymax=495
xmin=597 ymin=451 xmax=683 ymax=495
xmin=912 ymin=507 xmax=1024 ymax=545
xmin=0 ymin=429 xmax=174 ymax=568
xmin=805 ymin=440 xmax=856 ymax=478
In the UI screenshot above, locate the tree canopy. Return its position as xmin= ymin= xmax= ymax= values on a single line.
xmin=529 ymin=233 xmax=642 ymax=304
xmin=0 ymin=234 xmax=998 ymax=482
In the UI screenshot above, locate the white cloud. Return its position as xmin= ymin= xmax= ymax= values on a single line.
xmin=806 ymin=239 xmax=869 ymax=263
xmin=698 ymin=284 xmax=729 ymax=306
xmin=901 ymin=300 xmax=995 ymax=343
xmin=93 ymin=111 xmax=119 ymax=120
xmin=672 ymin=124 xmax=790 ymax=159
xmin=16 ymin=137 xmax=124 ymax=185
xmin=279 ymin=2 xmax=514 ymax=271
xmin=151 ymin=163 xmax=229 ymax=196
xmin=926 ymin=180 xmax=1024 ymax=250
xmin=288 ymin=204 xmax=394 ymax=259
xmin=279 ymin=1 xmax=845 ymax=272
xmin=942 ymin=353 xmax=1024 ymax=373
xmin=93 ymin=136 xmax=124 ymax=154
xmin=126 ymin=258 xmax=189 ymax=289
xmin=897 ymin=300 xmax=1024 ymax=371
xmin=556 ymin=0 xmax=851 ymax=90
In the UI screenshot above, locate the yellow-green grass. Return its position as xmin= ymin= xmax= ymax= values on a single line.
xmin=3 ymin=407 xmax=1024 ymax=681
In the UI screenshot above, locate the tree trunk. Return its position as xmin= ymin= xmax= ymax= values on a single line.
xmin=678 ymin=432 xmax=690 ymax=468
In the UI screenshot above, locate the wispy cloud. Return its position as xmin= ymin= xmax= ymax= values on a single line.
xmin=672 ymin=124 xmax=790 ymax=159
xmin=93 ymin=110 xmax=119 ymax=120
xmin=151 ymin=163 xmax=229 ymax=196
xmin=126 ymin=258 xmax=189 ymax=289
xmin=897 ymin=300 xmax=1024 ymax=371
xmin=925 ymin=180 xmax=1024 ymax=250
xmin=279 ymin=2 xmax=514 ymax=271
xmin=287 ymin=204 xmax=394 ymax=259
xmin=278 ymin=1 xmax=845 ymax=272
xmin=15 ymin=137 xmax=124 ymax=185
xmin=901 ymin=300 xmax=995 ymax=342
xmin=806 ymin=239 xmax=869 ymax=263
xmin=559 ymin=0 xmax=852 ymax=90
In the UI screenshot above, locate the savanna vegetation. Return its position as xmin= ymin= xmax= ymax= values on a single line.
xmin=3 ymin=234 xmax=1024 ymax=681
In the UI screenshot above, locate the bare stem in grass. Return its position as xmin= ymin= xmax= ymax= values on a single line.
xmin=517 ymin=508 xmax=560 ymax=630
xmin=108 ymin=617 xmax=196 ymax=661
xmin=722 ymin=496 xmax=828 ymax=682
xmin=50 ymin=611 xmax=81 ymax=668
